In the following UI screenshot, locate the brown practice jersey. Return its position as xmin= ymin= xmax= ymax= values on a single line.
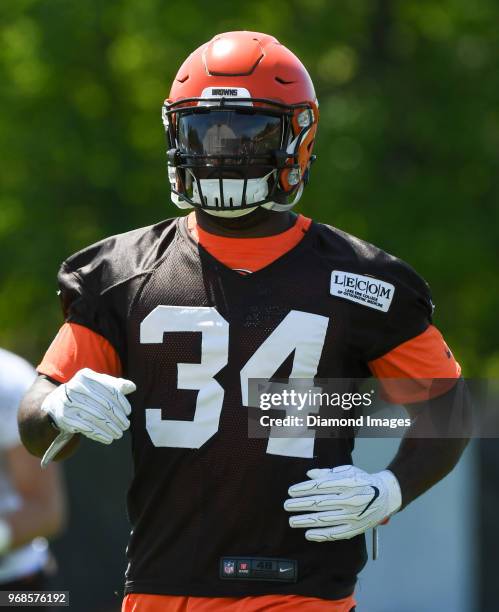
xmin=45 ymin=216 xmax=440 ymax=600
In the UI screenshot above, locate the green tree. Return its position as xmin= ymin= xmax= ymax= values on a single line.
xmin=0 ymin=0 xmax=497 ymax=375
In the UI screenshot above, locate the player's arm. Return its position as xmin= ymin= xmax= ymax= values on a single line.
xmin=285 ymin=395 xmax=469 ymax=544
xmin=285 ymin=261 xmax=468 ymax=542
xmin=388 ymin=380 xmax=471 ymax=509
xmin=0 ymin=445 xmax=66 ymax=552
xmin=371 ymin=322 xmax=470 ymax=510
xmin=283 ymin=380 xmax=471 ymax=543
xmin=19 ymin=319 xmax=135 ymax=462
xmin=18 ymin=375 xmax=76 ymax=460
xmin=19 ymin=368 xmax=136 ymax=463
xmin=20 ymin=240 xmax=138 ymax=463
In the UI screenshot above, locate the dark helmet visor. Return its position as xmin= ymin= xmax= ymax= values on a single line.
xmin=177 ymin=110 xmax=282 ymax=159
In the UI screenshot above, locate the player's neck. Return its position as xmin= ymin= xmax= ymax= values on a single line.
xmin=193 ymin=208 xmax=297 ymax=238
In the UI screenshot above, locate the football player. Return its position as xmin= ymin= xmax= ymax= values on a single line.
xmin=0 ymin=348 xmax=66 ymax=605
xmin=18 ymin=32 xmax=470 ymax=612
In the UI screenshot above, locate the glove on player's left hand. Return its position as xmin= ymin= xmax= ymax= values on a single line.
xmin=284 ymin=465 xmax=402 ymax=542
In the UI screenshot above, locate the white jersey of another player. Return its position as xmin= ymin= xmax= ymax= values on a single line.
xmin=0 ymin=349 xmax=50 ymax=583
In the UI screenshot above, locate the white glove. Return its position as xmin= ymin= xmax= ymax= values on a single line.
xmin=41 ymin=368 xmax=136 ymax=446
xmin=284 ymin=465 xmax=402 ymax=542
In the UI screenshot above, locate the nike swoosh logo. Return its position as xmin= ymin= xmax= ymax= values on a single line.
xmin=358 ymin=486 xmax=380 ymax=517
xmin=279 ymin=567 xmax=293 ymax=573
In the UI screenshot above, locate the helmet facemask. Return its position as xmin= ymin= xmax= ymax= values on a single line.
xmin=162 ymin=97 xmax=317 ymax=214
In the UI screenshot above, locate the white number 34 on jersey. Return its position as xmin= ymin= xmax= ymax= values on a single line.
xmin=140 ymin=306 xmax=329 ymax=459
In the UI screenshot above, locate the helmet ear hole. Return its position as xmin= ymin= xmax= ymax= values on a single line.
xmin=279 ymin=168 xmax=301 ymax=194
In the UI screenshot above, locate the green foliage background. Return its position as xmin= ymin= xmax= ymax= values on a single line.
xmin=1 ymin=0 xmax=498 ymax=375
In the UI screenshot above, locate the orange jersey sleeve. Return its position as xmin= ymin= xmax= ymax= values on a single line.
xmin=122 ymin=593 xmax=355 ymax=612
xmin=37 ymin=322 xmax=122 ymax=383
xmin=368 ymin=324 xmax=461 ymax=404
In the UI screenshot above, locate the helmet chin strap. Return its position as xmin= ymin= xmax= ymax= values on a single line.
xmin=264 ymin=183 xmax=304 ymax=212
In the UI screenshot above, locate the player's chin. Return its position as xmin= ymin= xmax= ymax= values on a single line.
xmin=196 ymin=204 xmax=277 ymax=227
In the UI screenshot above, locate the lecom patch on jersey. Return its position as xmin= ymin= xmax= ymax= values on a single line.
xmin=330 ymin=271 xmax=395 ymax=312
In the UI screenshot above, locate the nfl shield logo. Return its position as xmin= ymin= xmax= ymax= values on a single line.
xmin=223 ymin=560 xmax=235 ymax=575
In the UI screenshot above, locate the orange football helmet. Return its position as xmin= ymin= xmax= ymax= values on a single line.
xmin=163 ymin=31 xmax=319 ymax=215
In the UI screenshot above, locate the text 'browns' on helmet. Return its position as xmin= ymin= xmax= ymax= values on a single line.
xmin=162 ymin=31 xmax=319 ymax=217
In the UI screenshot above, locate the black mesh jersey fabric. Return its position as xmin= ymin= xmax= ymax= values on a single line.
xmin=55 ymin=215 xmax=432 ymax=600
